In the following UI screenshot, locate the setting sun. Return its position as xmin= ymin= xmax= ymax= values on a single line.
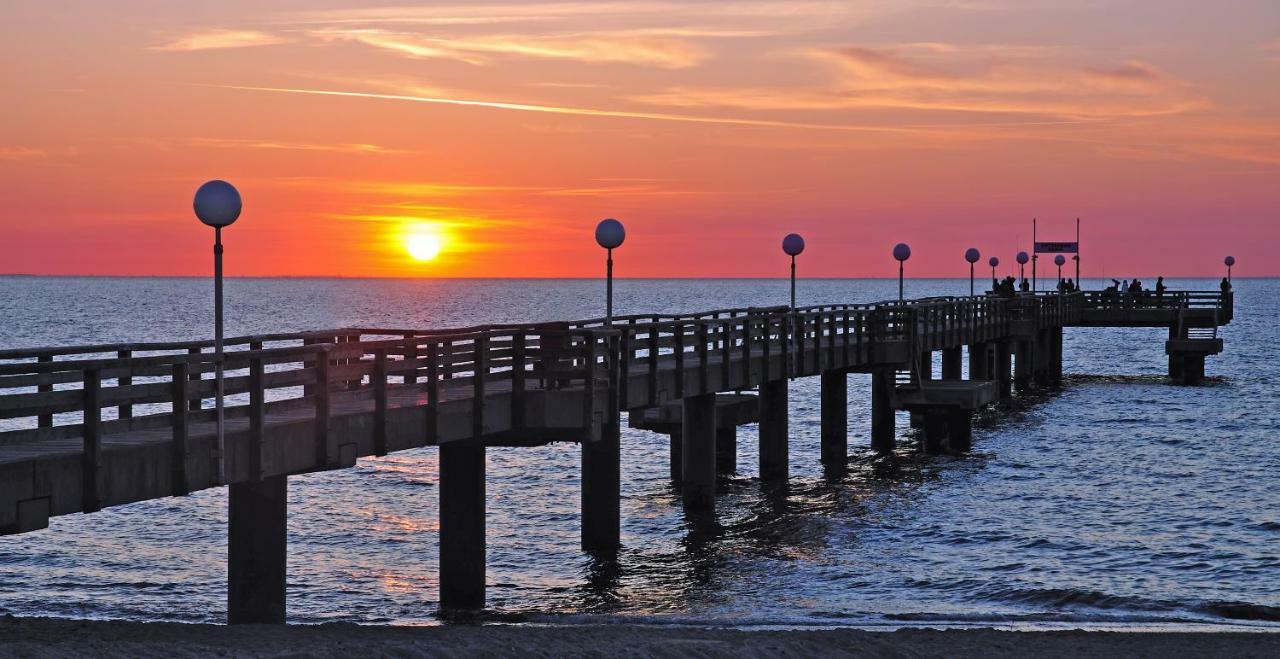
xmin=406 ymin=232 xmax=443 ymax=262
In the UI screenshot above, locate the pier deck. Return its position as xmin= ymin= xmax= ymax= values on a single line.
xmin=0 ymin=289 xmax=1233 ymax=620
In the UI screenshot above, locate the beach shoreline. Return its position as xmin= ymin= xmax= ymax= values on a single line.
xmin=2 ymin=617 xmax=1278 ymax=658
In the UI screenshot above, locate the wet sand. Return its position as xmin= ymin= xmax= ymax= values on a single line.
xmin=1 ymin=617 xmax=1277 ymax=658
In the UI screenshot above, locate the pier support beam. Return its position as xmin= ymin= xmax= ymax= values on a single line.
xmin=941 ymin=348 xmax=962 ymax=380
xmin=820 ymin=370 xmax=847 ymax=469
xmin=922 ymin=410 xmax=948 ymax=454
xmin=995 ymin=341 xmax=1013 ymax=400
xmin=948 ymin=409 xmax=973 ymax=452
xmin=716 ymin=427 xmax=737 ymax=474
xmin=228 ymin=475 xmax=287 ymax=625
xmin=871 ymin=368 xmax=895 ymax=452
xmin=1033 ymin=331 xmax=1051 ymax=387
xmin=1167 ymin=326 xmax=1185 ymax=380
xmin=1180 ymin=354 xmax=1206 ymax=386
xmin=682 ymin=394 xmax=717 ymax=509
xmin=1014 ymin=339 xmax=1032 ymax=392
xmin=1049 ymin=327 xmax=1064 ymax=386
xmin=668 ymin=429 xmax=683 ymax=482
xmin=758 ymin=379 xmax=788 ymax=481
xmin=582 ymin=419 xmax=621 ymax=552
xmin=440 ymin=439 xmax=485 ymax=610
xmin=968 ymin=343 xmax=989 ymax=380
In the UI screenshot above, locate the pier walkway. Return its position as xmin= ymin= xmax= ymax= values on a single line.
xmin=0 ymin=290 xmax=1233 ymax=621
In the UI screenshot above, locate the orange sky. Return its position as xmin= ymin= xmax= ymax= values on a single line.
xmin=1 ymin=1 xmax=1277 ymax=278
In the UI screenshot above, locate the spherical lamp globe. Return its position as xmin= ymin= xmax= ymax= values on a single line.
xmin=595 ymin=218 xmax=625 ymax=249
xmin=1016 ymin=251 xmax=1030 ymax=265
xmin=1224 ymin=255 xmax=1236 ymax=267
xmin=1054 ymin=254 xmax=1066 ymax=267
xmin=892 ymin=243 xmax=911 ymax=262
xmin=989 ymin=256 xmax=999 ymax=268
xmin=964 ymin=247 xmax=980 ymax=264
xmin=193 ymin=180 xmax=242 ymax=228
xmin=782 ymin=233 xmax=805 ymax=257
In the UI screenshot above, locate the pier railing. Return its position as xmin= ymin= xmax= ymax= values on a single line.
xmin=0 ymin=327 xmax=618 ymax=460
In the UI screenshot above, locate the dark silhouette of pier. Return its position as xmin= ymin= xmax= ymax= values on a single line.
xmin=0 ymin=289 xmax=1232 ymax=622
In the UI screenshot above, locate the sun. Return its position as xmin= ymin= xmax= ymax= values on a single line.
xmin=405 ymin=232 xmax=443 ymax=262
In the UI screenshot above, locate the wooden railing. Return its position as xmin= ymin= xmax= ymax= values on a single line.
xmin=0 ymin=327 xmax=618 ymax=504
xmin=0 ymin=291 xmax=1182 ymax=462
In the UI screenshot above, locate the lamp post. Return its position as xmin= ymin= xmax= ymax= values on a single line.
xmin=1016 ymin=251 xmax=1029 ymax=288
xmin=595 ymin=218 xmax=625 ymax=325
xmin=782 ymin=233 xmax=804 ymax=310
xmin=893 ymin=243 xmax=911 ymax=302
xmin=193 ymin=180 xmax=242 ymax=485
xmin=964 ymin=247 xmax=980 ymax=296
xmin=1224 ymin=255 xmax=1235 ymax=282
xmin=989 ymin=256 xmax=999 ymax=289
xmin=1054 ymin=254 xmax=1066 ymax=290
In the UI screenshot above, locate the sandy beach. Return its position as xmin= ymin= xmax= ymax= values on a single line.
xmin=1 ymin=617 xmax=1277 ymax=658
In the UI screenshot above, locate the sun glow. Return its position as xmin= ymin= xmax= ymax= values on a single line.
xmin=405 ymin=230 xmax=443 ymax=262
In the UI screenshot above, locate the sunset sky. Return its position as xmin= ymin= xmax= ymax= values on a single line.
xmin=2 ymin=1 xmax=1276 ymax=277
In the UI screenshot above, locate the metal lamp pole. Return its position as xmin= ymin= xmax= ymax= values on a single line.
xmin=194 ymin=180 xmax=242 ymax=485
xmin=783 ymin=234 xmax=804 ymax=311
xmin=964 ymin=248 xmax=980 ymax=296
xmin=595 ymin=219 xmax=625 ymax=325
xmin=1224 ymin=255 xmax=1235 ymax=283
xmin=989 ymin=256 xmax=999 ymax=290
xmin=893 ymin=243 xmax=911 ymax=302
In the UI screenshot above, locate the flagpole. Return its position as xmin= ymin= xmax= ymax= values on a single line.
xmin=1075 ymin=217 xmax=1081 ymax=284
xmin=1031 ymin=217 xmax=1038 ymax=292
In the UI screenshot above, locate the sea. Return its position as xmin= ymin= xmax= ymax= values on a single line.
xmin=0 ymin=276 xmax=1276 ymax=630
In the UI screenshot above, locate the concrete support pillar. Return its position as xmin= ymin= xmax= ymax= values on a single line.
xmin=758 ymin=379 xmax=788 ymax=481
xmin=968 ymin=343 xmax=989 ymax=380
xmin=1014 ymin=339 xmax=1032 ymax=391
xmin=440 ymin=439 xmax=485 ymax=609
xmin=716 ymin=426 xmax=737 ymax=474
xmin=582 ymin=418 xmax=620 ymax=552
xmin=918 ymin=351 xmax=934 ymax=381
xmin=922 ymin=410 xmax=948 ymax=454
xmin=1050 ymin=327 xmax=1064 ymax=385
xmin=1168 ymin=326 xmax=1185 ymax=380
xmin=871 ymin=368 xmax=895 ymax=452
xmin=1033 ymin=331 xmax=1051 ymax=387
xmin=668 ymin=428 xmax=683 ymax=482
xmin=681 ymin=394 xmax=717 ymax=510
xmin=820 ymin=370 xmax=847 ymax=469
xmin=995 ymin=341 xmax=1013 ymax=400
xmin=947 ymin=409 xmax=973 ymax=452
xmin=228 ymin=475 xmax=287 ymax=625
xmin=1181 ymin=354 xmax=1205 ymax=386
xmin=941 ymin=348 xmax=962 ymax=380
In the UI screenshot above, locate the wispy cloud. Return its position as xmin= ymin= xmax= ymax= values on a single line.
xmin=188 ymin=137 xmax=410 ymax=154
xmin=312 ymin=28 xmax=706 ymax=68
xmin=213 ymin=84 xmax=929 ymax=134
xmin=631 ymin=45 xmax=1207 ymax=120
xmin=0 ymin=147 xmax=52 ymax=161
xmin=154 ymin=29 xmax=290 ymax=52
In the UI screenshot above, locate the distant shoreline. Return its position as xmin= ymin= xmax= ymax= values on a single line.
xmin=0 ymin=274 xmax=1268 ymax=281
xmin=1 ymin=617 xmax=1277 ymax=658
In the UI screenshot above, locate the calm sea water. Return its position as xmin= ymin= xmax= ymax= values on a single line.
xmin=0 ymin=276 xmax=1276 ymax=629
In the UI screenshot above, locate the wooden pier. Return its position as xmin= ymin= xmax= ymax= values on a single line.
xmin=0 ymin=290 xmax=1233 ymax=621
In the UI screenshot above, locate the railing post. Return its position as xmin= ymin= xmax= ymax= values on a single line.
xmin=116 ymin=350 xmax=133 ymax=421
xmin=248 ymin=355 xmax=266 ymax=481
xmin=647 ymin=324 xmax=659 ymax=406
xmin=427 ymin=342 xmax=440 ymax=445
xmin=170 ymin=362 xmax=189 ymax=496
xmin=403 ymin=332 xmax=418 ymax=384
xmin=314 ymin=348 xmax=331 ymax=467
xmin=81 ymin=369 xmax=102 ymax=513
xmin=696 ymin=322 xmax=710 ymax=395
xmin=473 ymin=336 xmax=488 ymax=440
xmin=373 ymin=348 xmax=388 ymax=456
xmin=673 ymin=323 xmax=685 ymax=398
xmin=188 ymin=347 xmax=203 ymax=411
xmin=511 ymin=334 xmax=526 ymax=431
xmin=583 ymin=333 xmax=596 ymax=431
xmin=37 ymin=354 xmax=52 ymax=427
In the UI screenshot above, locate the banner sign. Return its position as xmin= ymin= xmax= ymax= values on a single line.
xmin=1034 ymin=241 xmax=1078 ymax=254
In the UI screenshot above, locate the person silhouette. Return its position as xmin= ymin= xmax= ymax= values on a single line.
xmin=1221 ymin=277 xmax=1232 ymax=293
